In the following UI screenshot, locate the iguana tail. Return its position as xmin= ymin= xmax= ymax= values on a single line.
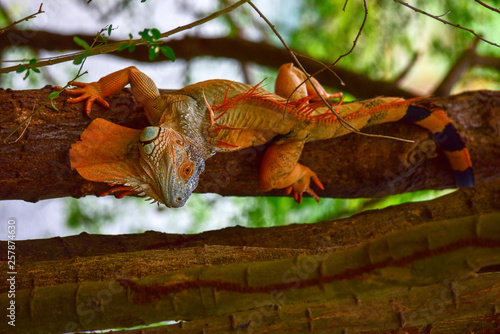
xmin=296 ymin=98 xmax=474 ymax=188
xmin=400 ymin=103 xmax=474 ymax=187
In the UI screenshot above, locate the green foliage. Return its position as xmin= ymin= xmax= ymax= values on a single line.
xmin=73 ymin=36 xmax=90 ymax=50
xmin=16 ymin=58 xmax=40 ymax=80
xmin=73 ymin=37 xmax=92 ymax=65
xmin=290 ymin=0 xmax=500 ymax=80
xmin=230 ymin=189 xmax=453 ymax=228
xmin=73 ymin=25 xmax=118 ymax=65
xmin=65 ymin=198 xmax=115 ymax=233
xmin=118 ymin=34 xmax=137 ymax=53
xmin=138 ymin=28 xmax=176 ymax=61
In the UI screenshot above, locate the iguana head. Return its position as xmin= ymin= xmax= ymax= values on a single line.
xmin=70 ymin=118 xmax=207 ymax=208
xmin=136 ymin=125 xmax=206 ymax=207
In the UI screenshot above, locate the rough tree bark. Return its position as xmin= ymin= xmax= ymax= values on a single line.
xmin=1 ymin=181 xmax=499 ymax=333
xmin=2 ymin=180 xmax=500 ymax=292
xmin=0 ymin=88 xmax=499 ymax=202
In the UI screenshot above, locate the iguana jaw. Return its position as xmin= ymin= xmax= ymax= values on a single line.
xmin=70 ymin=118 xmax=146 ymax=189
xmin=68 ymin=119 xmax=162 ymax=205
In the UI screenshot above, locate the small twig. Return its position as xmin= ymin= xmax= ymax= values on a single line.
xmin=2 ymin=71 xmax=87 ymax=143
xmin=394 ymin=0 xmax=500 ymax=48
xmin=342 ymin=0 xmax=350 ymax=12
xmin=0 ymin=0 xmax=251 ymax=75
xmin=332 ymin=0 xmax=368 ymax=68
xmin=0 ymin=3 xmax=44 ymax=35
xmin=284 ymin=0 xmax=368 ymax=105
xmin=248 ymin=1 xmax=413 ymax=143
xmin=3 ymin=44 xmax=89 ymax=143
xmin=7 ymin=112 xmax=32 ymax=144
xmin=475 ymin=0 xmax=500 ymax=14
xmin=435 ymin=10 xmax=451 ymax=18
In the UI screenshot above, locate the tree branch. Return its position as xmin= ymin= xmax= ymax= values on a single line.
xmin=5 ymin=195 xmax=500 ymax=332
xmin=433 ymin=39 xmax=480 ymax=96
xmin=0 ymin=88 xmax=498 ymax=203
xmin=7 ymin=180 xmax=500 ymax=266
xmin=0 ymin=31 xmax=415 ymax=99
xmin=434 ymin=39 xmax=500 ymax=96
xmin=394 ymin=0 xmax=500 ymax=48
xmin=475 ymin=0 xmax=500 ymax=14
xmin=0 ymin=3 xmax=44 ymax=34
xmin=0 ymin=0 xmax=251 ymax=74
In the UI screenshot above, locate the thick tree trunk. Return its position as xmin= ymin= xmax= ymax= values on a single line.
xmin=3 ymin=180 xmax=499 ymax=292
xmin=1 ymin=180 xmax=499 ymax=333
xmin=0 ymin=88 xmax=498 ymax=202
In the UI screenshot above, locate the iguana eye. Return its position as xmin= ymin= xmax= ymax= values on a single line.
xmin=179 ymin=161 xmax=194 ymax=180
xmin=140 ymin=126 xmax=160 ymax=143
xmin=142 ymin=142 xmax=155 ymax=155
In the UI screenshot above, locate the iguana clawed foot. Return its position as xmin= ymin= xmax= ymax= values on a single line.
xmin=284 ymin=169 xmax=324 ymax=204
xmin=64 ymin=82 xmax=110 ymax=114
xmin=100 ymin=184 xmax=143 ymax=199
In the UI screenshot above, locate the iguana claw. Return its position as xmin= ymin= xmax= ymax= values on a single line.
xmin=284 ymin=172 xmax=324 ymax=204
xmin=65 ymin=81 xmax=110 ymax=114
xmin=100 ymin=184 xmax=141 ymax=199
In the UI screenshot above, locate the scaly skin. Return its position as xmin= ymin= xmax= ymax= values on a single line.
xmin=66 ymin=64 xmax=474 ymax=207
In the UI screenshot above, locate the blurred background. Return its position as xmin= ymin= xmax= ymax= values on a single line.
xmin=0 ymin=0 xmax=498 ymax=239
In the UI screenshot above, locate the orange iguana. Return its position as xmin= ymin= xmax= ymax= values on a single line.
xmin=65 ymin=63 xmax=474 ymax=207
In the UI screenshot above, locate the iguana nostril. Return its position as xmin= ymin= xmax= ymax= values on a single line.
xmin=176 ymin=196 xmax=183 ymax=202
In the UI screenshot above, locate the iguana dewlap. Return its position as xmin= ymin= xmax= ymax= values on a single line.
xmin=66 ymin=63 xmax=474 ymax=207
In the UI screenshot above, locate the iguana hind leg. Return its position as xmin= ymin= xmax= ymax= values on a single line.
xmin=275 ymin=63 xmax=342 ymax=101
xmin=258 ymin=63 xmax=336 ymax=203
xmin=259 ymin=139 xmax=324 ymax=203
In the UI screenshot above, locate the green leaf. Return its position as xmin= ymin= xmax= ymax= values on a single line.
xmin=29 ymin=58 xmax=37 ymax=66
xmin=73 ymin=51 xmax=91 ymax=65
xmin=148 ymin=46 xmax=159 ymax=61
xmin=118 ymin=43 xmax=129 ymax=52
xmin=73 ymin=36 xmax=90 ymax=50
xmin=128 ymin=45 xmax=136 ymax=53
xmin=48 ymin=91 xmax=60 ymax=99
xmin=73 ymin=54 xmax=85 ymax=65
xmin=151 ymin=28 xmax=161 ymax=40
xmin=160 ymin=45 xmax=176 ymax=61
xmin=139 ymin=29 xmax=152 ymax=42
xmin=107 ymin=24 xmax=113 ymax=36
xmin=73 ymin=56 xmax=84 ymax=65
xmin=23 ymin=69 xmax=30 ymax=80
xmin=32 ymin=68 xmax=41 ymax=73
xmin=128 ymin=33 xmax=133 ymax=39
xmin=16 ymin=66 xmax=27 ymax=73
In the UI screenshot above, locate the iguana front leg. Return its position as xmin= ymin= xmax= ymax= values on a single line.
xmin=259 ymin=63 xmax=337 ymax=203
xmin=65 ymin=66 xmax=165 ymax=124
